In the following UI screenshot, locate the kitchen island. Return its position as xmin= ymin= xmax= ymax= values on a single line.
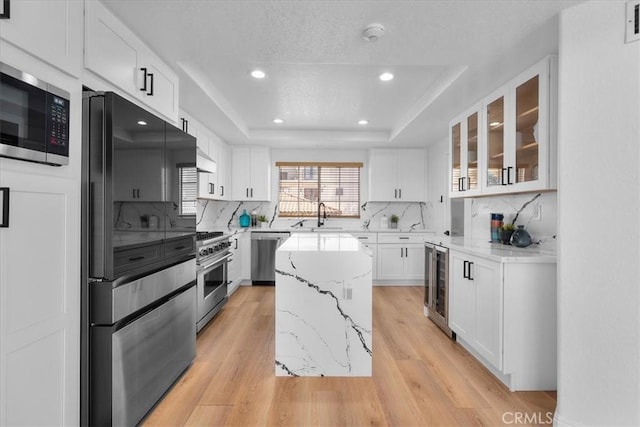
xmin=275 ymin=233 xmax=372 ymax=377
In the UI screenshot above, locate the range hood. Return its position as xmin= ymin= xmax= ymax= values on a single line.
xmin=197 ymin=148 xmax=216 ymax=174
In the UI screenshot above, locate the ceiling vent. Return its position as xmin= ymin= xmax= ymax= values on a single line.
xmin=362 ymin=24 xmax=385 ymax=42
xmin=626 ymin=1 xmax=640 ymax=43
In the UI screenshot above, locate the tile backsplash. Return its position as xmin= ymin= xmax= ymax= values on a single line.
xmin=197 ymin=199 xmax=433 ymax=231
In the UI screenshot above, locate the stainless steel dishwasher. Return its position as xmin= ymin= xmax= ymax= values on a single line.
xmin=251 ymin=231 xmax=291 ymax=285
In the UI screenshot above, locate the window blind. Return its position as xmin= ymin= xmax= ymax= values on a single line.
xmin=276 ymin=162 xmax=362 ymax=218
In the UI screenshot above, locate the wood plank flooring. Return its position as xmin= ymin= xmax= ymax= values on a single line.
xmin=143 ymin=286 xmax=556 ymax=426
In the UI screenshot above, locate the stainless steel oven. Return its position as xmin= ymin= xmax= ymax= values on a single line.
xmin=196 ymin=232 xmax=231 ymax=331
xmin=425 ymin=242 xmax=454 ymax=339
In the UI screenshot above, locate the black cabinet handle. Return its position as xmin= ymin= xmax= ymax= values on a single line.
xmin=405 ymin=248 xmax=408 ymax=257
xmin=0 ymin=187 xmax=9 ymax=227
xmin=132 ymin=189 xmax=136 ymax=198
xmin=461 ymin=177 xmax=466 ymax=191
xmin=140 ymin=67 xmax=148 ymax=92
xmin=246 ymin=188 xmax=249 ymax=198
xmin=457 ymin=177 xmax=462 ymax=192
xmin=180 ymin=118 xmax=189 ymax=133
xmin=234 ymin=238 xmax=238 ymax=250
xmin=399 ymin=189 xmax=402 ymax=199
xmin=0 ymin=0 xmax=10 ymax=19
xmin=220 ymin=185 xmax=224 ymax=196
xmin=174 ymin=245 xmax=186 ymax=250
xmin=501 ymin=168 xmax=508 ymax=186
xmin=250 ymin=188 xmax=253 ymax=198
xmin=400 ymin=248 xmax=403 ymax=258
xmin=507 ymin=166 xmax=514 ymax=185
xmin=147 ymin=72 xmax=154 ymax=96
xmin=136 ymin=189 xmax=140 ymax=198
xmin=440 ymin=195 xmax=443 ymax=203
xmin=463 ymin=260 xmax=469 ymax=279
xmin=468 ymin=262 xmax=474 ymax=280
xmin=129 ymin=256 xmax=145 ymax=261
xmin=394 ymin=189 xmax=397 ymax=199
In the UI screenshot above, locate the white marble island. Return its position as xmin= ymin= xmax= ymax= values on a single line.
xmin=275 ymin=233 xmax=372 ymax=377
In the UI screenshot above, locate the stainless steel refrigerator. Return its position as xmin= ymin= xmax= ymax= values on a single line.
xmin=81 ymin=92 xmax=197 ymax=426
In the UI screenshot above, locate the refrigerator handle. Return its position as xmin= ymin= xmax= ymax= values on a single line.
xmin=0 ymin=187 xmax=9 ymax=227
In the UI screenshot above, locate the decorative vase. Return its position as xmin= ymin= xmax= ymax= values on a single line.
xmin=510 ymin=225 xmax=532 ymax=247
xmin=500 ymin=229 xmax=514 ymax=244
xmin=239 ymin=209 xmax=250 ymax=228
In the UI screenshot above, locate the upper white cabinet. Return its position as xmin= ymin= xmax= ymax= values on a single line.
xmin=0 ymin=0 xmax=83 ymax=77
xmin=449 ymin=106 xmax=482 ymax=198
xmin=369 ymin=149 xmax=426 ymax=202
xmin=85 ymin=0 xmax=179 ymax=122
xmin=449 ymin=56 xmax=557 ymax=197
xmin=216 ymin=142 xmax=230 ymax=200
xmin=231 ymin=147 xmax=271 ymax=201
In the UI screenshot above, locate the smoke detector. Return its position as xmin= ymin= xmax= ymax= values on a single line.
xmin=362 ymin=24 xmax=385 ymax=42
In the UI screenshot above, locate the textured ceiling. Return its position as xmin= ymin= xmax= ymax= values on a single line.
xmin=101 ymin=0 xmax=583 ymax=148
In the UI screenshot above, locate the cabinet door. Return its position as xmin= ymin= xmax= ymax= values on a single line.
xmin=217 ymin=143 xmax=230 ymax=200
xmin=397 ymin=150 xmax=426 ymax=202
xmin=0 ymin=0 xmax=83 ymax=77
xmin=85 ymin=0 xmax=139 ymax=96
xmin=448 ymin=252 xmax=475 ymax=340
xmin=231 ymin=147 xmax=252 ymax=200
xmin=137 ymin=55 xmax=179 ymax=122
xmin=369 ymin=150 xmax=397 ymax=201
xmin=449 ymin=120 xmax=464 ymax=198
xmin=376 ymin=244 xmax=405 ymax=280
xmin=465 ymin=111 xmax=480 ymax=192
xmin=403 ymin=244 xmax=425 ymax=280
xmin=249 ymin=147 xmax=271 ymax=201
xmin=483 ymin=88 xmax=509 ymax=192
xmin=0 ymin=169 xmax=79 ymax=426
xmin=471 ymin=257 xmax=503 ymax=369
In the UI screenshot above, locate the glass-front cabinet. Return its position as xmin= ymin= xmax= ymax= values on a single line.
xmin=449 ymin=105 xmax=482 ymax=198
xmin=483 ymin=57 xmax=554 ymax=194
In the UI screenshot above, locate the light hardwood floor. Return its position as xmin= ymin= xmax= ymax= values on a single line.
xmin=143 ymin=286 xmax=556 ymax=426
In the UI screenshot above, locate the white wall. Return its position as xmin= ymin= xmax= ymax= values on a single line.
xmin=556 ymin=2 xmax=640 ymax=425
xmin=426 ymin=138 xmax=449 ymax=234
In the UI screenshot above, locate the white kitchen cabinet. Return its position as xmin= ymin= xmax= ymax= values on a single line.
xmin=216 ymin=142 xmax=230 ymax=200
xmin=449 ymin=251 xmax=502 ymax=368
xmin=84 ymin=0 xmax=179 ymax=122
xmin=231 ymin=147 xmax=271 ymax=201
xmin=448 ymin=249 xmax=557 ymax=391
xmin=376 ymin=233 xmax=425 ymax=282
xmin=113 ymin=149 xmax=164 ymax=202
xmin=0 ymin=167 xmax=79 ymax=426
xmin=482 ymin=57 xmax=557 ymax=194
xmin=369 ymin=149 xmax=426 ymax=202
xmin=228 ymin=232 xmax=246 ymax=295
xmin=449 ymin=56 xmax=557 ymax=198
xmin=449 ymin=105 xmax=482 ymax=198
xmin=0 ymin=0 xmax=83 ymax=77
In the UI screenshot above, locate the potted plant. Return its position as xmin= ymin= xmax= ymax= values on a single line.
xmin=257 ymin=215 xmax=268 ymax=228
xmin=500 ymin=223 xmax=515 ymax=244
xmin=390 ymin=214 xmax=399 ymax=229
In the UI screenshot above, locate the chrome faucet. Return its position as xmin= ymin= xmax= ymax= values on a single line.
xmin=317 ymin=202 xmax=327 ymax=227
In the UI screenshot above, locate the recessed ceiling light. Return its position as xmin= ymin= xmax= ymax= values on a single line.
xmin=137 ymin=120 xmax=147 ymax=126
xmin=358 ymin=120 xmax=369 ymax=125
xmin=273 ymin=118 xmax=284 ymax=124
xmin=251 ymin=69 xmax=266 ymax=79
xmin=379 ymin=72 xmax=394 ymax=82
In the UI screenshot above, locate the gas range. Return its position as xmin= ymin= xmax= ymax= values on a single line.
xmin=196 ymin=231 xmax=231 ymax=265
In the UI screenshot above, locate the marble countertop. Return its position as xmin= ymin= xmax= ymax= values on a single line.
xmin=278 ymin=233 xmax=366 ymax=252
xmin=236 ymin=226 xmax=433 ymax=234
xmin=113 ymin=230 xmax=194 ymax=248
xmin=424 ymin=235 xmax=556 ymax=264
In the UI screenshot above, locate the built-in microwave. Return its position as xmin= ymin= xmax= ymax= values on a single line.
xmin=0 ymin=62 xmax=70 ymax=166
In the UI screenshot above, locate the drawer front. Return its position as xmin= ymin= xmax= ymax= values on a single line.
xmin=351 ymin=233 xmax=378 ymax=244
xmin=378 ymin=233 xmax=428 ymax=244
xmin=114 ymin=243 xmax=162 ymax=275
xmin=164 ymin=236 xmax=195 ymax=260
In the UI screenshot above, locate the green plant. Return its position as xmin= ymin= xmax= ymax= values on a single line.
xmin=257 ymin=215 xmax=268 ymax=223
xmin=390 ymin=214 xmax=399 ymax=223
xmin=501 ymin=223 xmax=515 ymax=231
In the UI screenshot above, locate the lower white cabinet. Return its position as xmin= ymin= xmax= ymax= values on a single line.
xmin=377 ymin=243 xmax=424 ymax=281
xmin=0 ymin=166 xmax=80 ymax=426
xmin=227 ymin=233 xmax=245 ymax=295
xmin=449 ymin=249 xmax=557 ymax=391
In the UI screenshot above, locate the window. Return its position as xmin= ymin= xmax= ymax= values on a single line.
xmin=277 ymin=162 xmax=362 ymax=218
xmin=178 ymin=165 xmax=197 ymax=216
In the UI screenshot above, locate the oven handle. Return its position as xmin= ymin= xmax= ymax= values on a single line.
xmin=198 ymin=253 xmax=232 ymax=272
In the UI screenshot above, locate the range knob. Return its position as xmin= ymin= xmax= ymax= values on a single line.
xmin=208 ymin=247 xmax=214 ymax=254
xmin=199 ymin=249 xmax=208 ymax=256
